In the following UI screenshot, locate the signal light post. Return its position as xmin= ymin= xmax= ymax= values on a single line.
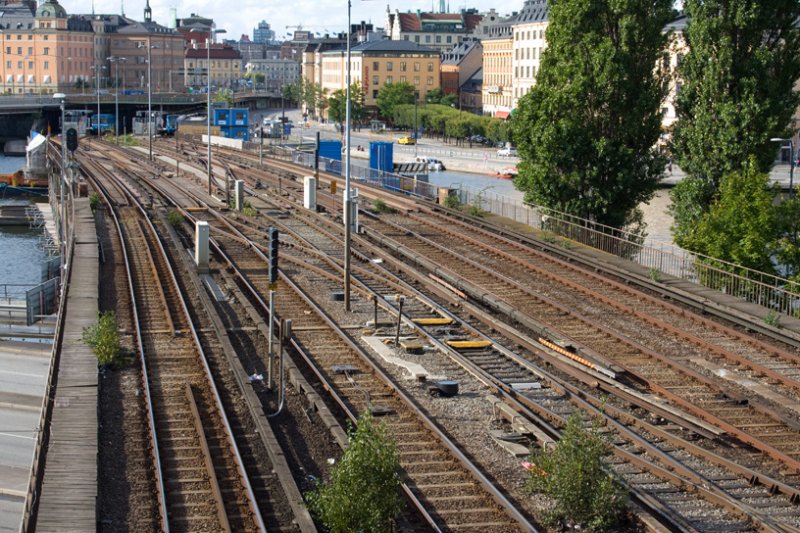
xmin=267 ymin=227 xmax=279 ymax=388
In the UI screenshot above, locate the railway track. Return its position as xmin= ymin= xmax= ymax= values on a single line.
xmin=91 ymin=137 xmax=800 ymax=530
xmin=79 ymin=150 xmax=266 ymax=532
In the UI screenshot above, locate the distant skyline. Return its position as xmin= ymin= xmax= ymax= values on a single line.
xmin=59 ymin=0 xmax=513 ymax=42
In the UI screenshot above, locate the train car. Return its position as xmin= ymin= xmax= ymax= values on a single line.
xmin=160 ymin=114 xmax=179 ymax=136
xmin=88 ymin=113 xmax=115 ymax=135
xmin=63 ymin=110 xmax=92 ymax=137
xmin=175 ymin=115 xmax=221 ymax=138
xmin=132 ymin=110 xmax=163 ymax=136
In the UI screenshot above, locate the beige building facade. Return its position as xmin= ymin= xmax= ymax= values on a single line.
xmin=320 ymin=39 xmax=440 ymax=115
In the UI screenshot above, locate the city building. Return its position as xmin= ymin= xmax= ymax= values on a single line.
xmin=441 ymin=37 xmax=482 ymax=102
xmin=0 ymin=0 xmax=94 ymax=94
xmin=385 ymin=7 xmax=482 ymax=53
xmin=481 ymin=15 xmax=514 ymax=117
xmin=511 ymin=0 xmax=548 ymax=106
xmin=253 ymin=20 xmax=275 ymax=44
xmin=245 ymin=58 xmax=299 ymax=92
xmin=184 ymin=42 xmax=242 ymax=90
xmin=320 ymin=39 xmax=441 ymax=118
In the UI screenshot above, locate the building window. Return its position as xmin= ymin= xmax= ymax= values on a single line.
xmin=446 ymin=36 xmax=452 ymax=43
xmin=414 ymin=76 xmax=419 ymax=85
xmin=43 ymin=35 xmax=48 ymax=40
xmin=373 ymin=89 xmax=378 ymax=98
xmin=386 ymin=75 xmax=393 ymax=83
xmin=414 ymin=35 xmax=420 ymax=43
xmin=425 ymin=35 xmax=431 ymax=43
xmin=44 ymin=61 xmax=49 ymax=69
xmin=400 ymin=76 xmax=406 ymax=83
xmin=5 ymin=47 xmax=9 ymax=54
xmin=28 ymin=61 xmax=33 ymax=69
xmin=387 ymin=61 xmax=392 ymax=71
xmin=27 ymin=46 xmax=33 ymax=55
xmin=373 ymin=61 xmax=379 ymax=71
xmin=427 ymin=76 xmax=432 ymax=85
xmin=404 ymin=35 xmax=409 ymax=40
xmin=44 ymin=47 xmax=49 ymax=55
xmin=400 ymin=62 xmax=406 ymax=71
xmin=427 ymin=63 xmax=433 ymax=72
xmin=17 ymin=47 xmax=21 ymax=54
xmin=373 ymin=75 xmax=379 ymax=85
xmin=414 ymin=62 xmax=420 ymax=72
xmin=17 ymin=61 xmax=22 ymax=68
xmin=5 ymin=61 xmax=10 ymax=69
xmin=435 ymin=35 xmax=441 ymax=43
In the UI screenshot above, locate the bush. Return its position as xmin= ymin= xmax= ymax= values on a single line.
xmin=526 ymin=412 xmax=627 ymax=531
xmin=82 ymin=311 xmax=120 ymax=366
xmin=166 ymin=210 xmax=183 ymax=227
xmin=373 ymin=198 xmax=393 ymax=214
xmin=306 ymin=411 xmax=402 ymax=532
xmin=443 ymin=194 xmax=461 ymax=209
xmin=89 ymin=192 xmax=100 ymax=213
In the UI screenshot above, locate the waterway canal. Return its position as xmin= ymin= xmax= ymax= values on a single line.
xmin=0 ymin=155 xmax=50 ymax=289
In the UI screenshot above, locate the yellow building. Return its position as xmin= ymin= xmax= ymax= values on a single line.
xmin=184 ymin=43 xmax=242 ymax=90
xmin=320 ymin=39 xmax=440 ymax=115
xmin=0 ymin=0 xmax=94 ymax=94
xmin=511 ymin=0 xmax=548 ymax=108
xmin=481 ymin=27 xmax=513 ymax=118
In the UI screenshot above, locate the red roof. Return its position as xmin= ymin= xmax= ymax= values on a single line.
xmin=185 ymin=46 xmax=242 ymax=60
xmin=495 ymin=110 xmax=510 ymax=119
xmin=397 ymin=13 xmax=421 ymax=32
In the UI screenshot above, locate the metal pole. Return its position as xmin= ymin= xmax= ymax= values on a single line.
xmin=791 ymin=140 xmax=795 ymax=196
xmin=414 ymin=93 xmax=418 ymax=157
xmin=96 ymin=64 xmax=100 ymax=138
xmin=268 ymin=289 xmax=275 ymax=389
xmin=344 ymin=0 xmax=352 ymax=311
xmin=148 ymin=40 xmax=152 ymax=160
xmin=207 ymin=38 xmax=212 ymax=195
xmin=113 ymin=59 xmax=119 ymax=141
xmin=59 ymin=98 xmax=66 ymax=283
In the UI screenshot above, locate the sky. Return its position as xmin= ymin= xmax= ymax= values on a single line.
xmin=60 ymin=0 xmax=516 ymax=42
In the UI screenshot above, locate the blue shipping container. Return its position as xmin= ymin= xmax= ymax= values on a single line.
xmin=221 ymin=126 xmax=249 ymax=141
xmin=231 ymin=108 xmax=249 ymax=127
xmin=214 ymin=109 xmax=230 ymax=126
xmin=319 ymin=140 xmax=342 ymax=161
xmin=370 ymin=141 xmax=393 ymax=173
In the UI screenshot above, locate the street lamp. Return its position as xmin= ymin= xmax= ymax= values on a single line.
xmin=90 ymin=64 xmax=106 ymax=138
xmin=53 ymin=93 xmax=67 ymax=282
xmin=344 ymin=0 xmax=353 ymax=311
xmin=771 ymin=137 xmax=796 ymax=195
xmin=191 ymin=28 xmax=227 ymax=196
xmin=108 ymin=56 xmax=126 ymax=141
xmin=138 ymin=41 xmax=158 ymax=159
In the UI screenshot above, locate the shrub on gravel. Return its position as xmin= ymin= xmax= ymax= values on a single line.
xmin=526 ymin=411 xmax=627 ymax=531
xmin=82 ymin=311 xmax=121 ymax=367
xmin=306 ymin=411 xmax=402 ymax=532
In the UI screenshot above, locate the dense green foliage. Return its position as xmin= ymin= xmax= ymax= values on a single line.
xmin=306 ymin=412 xmax=402 ymax=532
xmin=671 ymin=0 xmax=800 ymax=244
xmin=288 ymin=80 xmax=329 ymax=118
xmin=527 ymin=412 xmax=627 ymax=531
xmin=376 ymin=81 xmax=416 ymax=121
xmin=424 ymin=87 xmax=458 ymax=107
xmin=166 ymin=210 xmax=183 ymax=227
xmin=390 ymin=104 xmax=511 ymax=144
xmin=513 ymin=0 xmax=673 ymax=229
xmin=327 ymin=82 xmax=366 ymax=126
xmin=82 ymin=311 xmax=121 ymax=366
xmin=88 ymin=192 xmax=100 ymax=213
xmin=681 ymin=162 xmax=779 ymax=273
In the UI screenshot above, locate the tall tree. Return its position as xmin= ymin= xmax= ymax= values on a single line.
xmin=376 ymin=82 xmax=415 ymax=122
xmin=327 ymin=82 xmax=365 ymax=127
xmin=670 ymin=0 xmax=800 ymax=245
xmin=513 ymin=0 xmax=674 ymax=228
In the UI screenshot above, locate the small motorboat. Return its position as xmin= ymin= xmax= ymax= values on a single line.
xmin=495 ymin=166 xmax=518 ymax=179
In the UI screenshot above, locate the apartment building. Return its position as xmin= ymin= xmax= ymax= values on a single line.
xmin=481 ymin=19 xmax=514 ymax=117
xmin=245 ymin=58 xmax=300 ymax=92
xmin=0 ymin=0 xmax=94 ymax=94
xmin=511 ymin=0 xmax=548 ymax=107
xmin=320 ymin=39 xmax=440 ymax=116
xmin=184 ymin=43 xmax=242 ymax=89
xmin=385 ymin=8 xmax=482 ymax=53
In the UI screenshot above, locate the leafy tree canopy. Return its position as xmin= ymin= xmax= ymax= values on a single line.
xmin=679 ymin=161 xmax=780 ymax=274
xmin=513 ymin=0 xmax=674 ymax=228
xmin=670 ymin=0 xmax=800 ymax=238
xmin=376 ymin=82 xmax=415 ymax=121
xmin=327 ymin=82 xmax=366 ymax=125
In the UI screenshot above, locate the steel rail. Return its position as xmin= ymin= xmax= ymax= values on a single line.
xmin=80 ymin=153 xmax=266 ymax=532
xmin=80 ymin=158 xmax=170 ymax=532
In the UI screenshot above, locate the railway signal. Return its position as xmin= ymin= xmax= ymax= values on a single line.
xmin=66 ymin=128 xmax=78 ymax=153
xmin=268 ymin=227 xmax=279 ymax=285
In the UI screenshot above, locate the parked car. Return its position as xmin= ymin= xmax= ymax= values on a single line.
xmin=398 ymin=136 xmax=416 ymax=145
xmin=497 ymin=146 xmax=518 ymax=157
